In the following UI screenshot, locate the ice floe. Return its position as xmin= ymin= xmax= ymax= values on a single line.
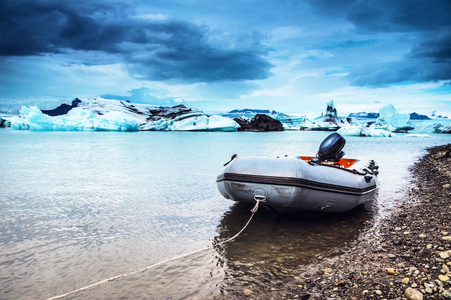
xmin=405 ymin=134 xmax=431 ymax=138
xmin=374 ymin=104 xmax=414 ymax=132
xmin=337 ymin=124 xmax=395 ymax=137
xmin=300 ymin=100 xmax=341 ymax=131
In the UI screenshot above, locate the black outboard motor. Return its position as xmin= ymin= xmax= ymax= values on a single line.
xmin=317 ymin=132 xmax=346 ymax=162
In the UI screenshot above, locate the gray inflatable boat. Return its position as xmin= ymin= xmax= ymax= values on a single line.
xmin=217 ymin=133 xmax=379 ymax=213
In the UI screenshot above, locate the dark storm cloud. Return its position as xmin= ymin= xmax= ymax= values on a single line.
xmin=0 ymin=0 xmax=272 ymax=82
xmin=347 ymin=30 xmax=451 ymax=87
xmin=305 ymin=0 xmax=451 ymax=86
xmin=127 ymin=37 xmax=272 ymax=82
xmin=409 ymin=31 xmax=451 ymax=63
xmin=305 ymin=0 xmax=451 ymax=32
xmin=0 ymin=0 xmax=131 ymax=55
xmin=346 ymin=59 xmax=451 ymax=87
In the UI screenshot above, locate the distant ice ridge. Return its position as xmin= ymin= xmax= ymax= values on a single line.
xmin=338 ymin=104 xmax=416 ymax=137
xmin=337 ymin=124 xmax=396 ymax=137
xmin=7 ymin=98 xmax=239 ymax=132
xmin=408 ymin=120 xmax=451 ymax=134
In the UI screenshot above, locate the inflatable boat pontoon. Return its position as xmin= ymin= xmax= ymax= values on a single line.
xmin=217 ymin=133 xmax=379 ymax=213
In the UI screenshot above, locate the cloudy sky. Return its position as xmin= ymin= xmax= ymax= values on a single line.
xmin=1 ymin=0 xmax=450 ymax=115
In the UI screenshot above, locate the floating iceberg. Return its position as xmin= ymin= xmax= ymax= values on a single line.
xmin=10 ymin=106 xmax=140 ymax=131
xmin=336 ymin=125 xmax=362 ymax=136
xmin=139 ymin=104 xmax=239 ymax=131
xmin=433 ymin=123 xmax=451 ymax=134
xmin=405 ymin=134 xmax=430 ymax=138
xmin=8 ymin=98 xmax=239 ymax=132
xmin=140 ymin=112 xmax=239 ymax=131
xmin=269 ymin=112 xmax=304 ymax=130
xmin=221 ymin=109 xmax=303 ymax=130
xmin=337 ymin=125 xmax=395 ymax=137
xmin=364 ymin=128 xmax=396 ymax=137
xmin=300 ymin=100 xmax=341 ymax=131
xmin=374 ymin=104 xmax=414 ymax=132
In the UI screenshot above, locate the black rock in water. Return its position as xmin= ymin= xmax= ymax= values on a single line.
xmin=0 ymin=117 xmax=7 ymax=127
xmin=234 ymin=114 xmax=284 ymax=131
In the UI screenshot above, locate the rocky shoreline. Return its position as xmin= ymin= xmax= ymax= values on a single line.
xmin=248 ymin=143 xmax=451 ymax=299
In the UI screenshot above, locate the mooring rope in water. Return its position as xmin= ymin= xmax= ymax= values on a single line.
xmin=47 ymin=196 xmax=266 ymax=300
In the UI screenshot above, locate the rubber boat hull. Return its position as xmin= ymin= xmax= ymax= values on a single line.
xmin=217 ymin=156 xmax=378 ymax=213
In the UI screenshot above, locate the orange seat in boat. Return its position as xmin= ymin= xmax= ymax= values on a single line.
xmin=299 ymin=156 xmax=357 ymax=169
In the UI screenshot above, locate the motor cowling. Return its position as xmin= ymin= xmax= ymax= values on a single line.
xmin=317 ymin=132 xmax=346 ymax=162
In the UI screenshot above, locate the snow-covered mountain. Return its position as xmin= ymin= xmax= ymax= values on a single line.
xmin=431 ymin=111 xmax=450 ymax=119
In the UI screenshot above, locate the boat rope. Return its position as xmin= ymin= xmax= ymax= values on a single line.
xmin=46 ymin=196 xmax=266 ymax=300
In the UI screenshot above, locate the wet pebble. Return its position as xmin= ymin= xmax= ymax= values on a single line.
xmin=298 ymin=291 xmax=311 ymax=299
xmin=243 ymin=288 xmax=253 ymax=296
xmin=393 ymin=238 xmax=403 ymax=245
xmin=405 ymin=287 xmax=423 ymax=300
xmin=386 ymin=268 xmax=396 ymax=275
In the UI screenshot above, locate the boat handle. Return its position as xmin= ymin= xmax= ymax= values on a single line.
xmin=254 ymin=195 xmax=267 ymax=202
xmin=223 ymin=154 xmax=238 ymax=166
xmin=364 ymin=175 xmax=373 ymax=183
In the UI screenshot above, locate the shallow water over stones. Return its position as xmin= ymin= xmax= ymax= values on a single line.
xmin=214 ymin=201 xmax=377 ymax=295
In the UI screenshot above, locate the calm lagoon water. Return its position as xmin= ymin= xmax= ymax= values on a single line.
xmin=0 ymin=126 xmax=450 ymax=299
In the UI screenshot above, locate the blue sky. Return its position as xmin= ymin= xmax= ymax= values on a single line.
xmin=0 ymin=0 xmax=450 ymax=116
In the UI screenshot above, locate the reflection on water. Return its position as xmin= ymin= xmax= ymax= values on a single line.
xmin=48 ymin=199 xmax=378 ymax=300
xmin=213 ymin=200 xmax=377 ymax=296
xmin=1 ymin=129 xmax=449 ymax=299
xmin=67 ymin=250 xmax=224 ymax=300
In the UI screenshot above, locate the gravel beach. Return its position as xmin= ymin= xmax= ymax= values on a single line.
xmin=229 ymin=143 xmax=451 ymax=299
